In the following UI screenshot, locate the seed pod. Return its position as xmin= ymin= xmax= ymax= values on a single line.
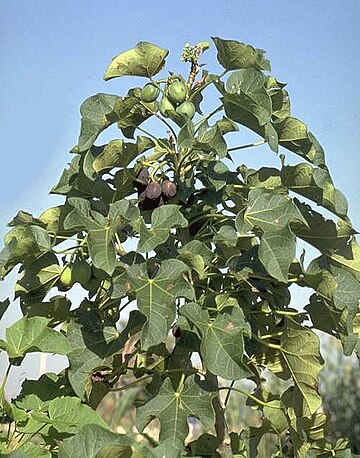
xmin=162 ymin=180 xmax=177 ymax=198
xmin=145 ymin=181 xmax=162 ymax=200
xmin=137 ymin=168 xmax=149 ymax=183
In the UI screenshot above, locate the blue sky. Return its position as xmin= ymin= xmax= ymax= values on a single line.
xmin=0 ymin=1 xmax=359 ymax=390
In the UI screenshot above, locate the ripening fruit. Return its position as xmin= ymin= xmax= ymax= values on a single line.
xmin=145 ymin=182 xmax=162 ymax=200
xmin=72 ymin=259 xmax=92 ymax=286
xmin=176 ymin=101 xmax=195 ymax=119
xmin=162 ymin=180 xmax=177 ymax=198
xmin=167 ymin=81 xmax=187 ymax=104
xmin=141 ymin=83 xmax=160 ymax=103
xmin=159 ymin=96 xmax=175 ymax=117
xmin=59 ymin=265 xmax=73 ymax=288
xmin=137 ymin=168 xmax=149 ymax=184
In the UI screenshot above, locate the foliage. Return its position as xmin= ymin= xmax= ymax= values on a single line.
xmin=0 ymin=37 xmax=359 ymax=457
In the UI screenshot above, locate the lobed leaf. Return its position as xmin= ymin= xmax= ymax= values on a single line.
xmin=180 ymin=302 xmax=252 ymax=379
xmin=2 ymin=316 xmax=71 ymax=359
xmin=104 ymin=42 xmax=169 ymax=80
xmin=212 ymin=37 xmax=271 ymax=72
xmin=136 ymin=375 xmax=216 ymax=451
xmin=127 ymin=260 xmax=194 ymax=349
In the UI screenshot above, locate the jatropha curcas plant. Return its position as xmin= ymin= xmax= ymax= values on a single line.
xmin=0 ymin=37 xmax=359 ymax=457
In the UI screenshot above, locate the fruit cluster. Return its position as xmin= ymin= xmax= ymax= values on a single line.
xmin=141 ymin=78 xmax=195 ymax=119
xmin=135 ymin=168 xmax=177 ymax=211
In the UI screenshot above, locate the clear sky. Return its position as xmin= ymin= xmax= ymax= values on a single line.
xmin=0 ymin=1 xmax=359 ymax=391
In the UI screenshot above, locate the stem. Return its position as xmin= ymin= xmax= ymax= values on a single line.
xmin=274 ymin=309 xmax=302 ymax=316
xmin=224 ymin=380 xmax=235 ymax=407
xmin=110 ymin=374 xmax=153 ymax=392
xmin=115 ymin=233 xmax=127 ymax=256
xmin=194 ymin=105 xmax=223 ymax=131
xmin=228 ymin=139 xmax=266 ymax=153
xmin=119 ymin=299 xmax=132 ymax=314
xmin=1 ymin=363 xmax=11 ymax=392
xmin=252 ymin=334 xmax=281 ymax=350
xmin=14 ymin=424 xmax=46 ymax=449
xmin=138 ymin=100 xmax=178 ymax=141
xmin=177 ymin=373 xmax=186 ymax=393
xmin=136 ymin=125 xmax=161 ymax=142
xmin=218 ymin=386 xmax=281 ymax=410
xmin=52 ymin=246 xmax=79 ymax=254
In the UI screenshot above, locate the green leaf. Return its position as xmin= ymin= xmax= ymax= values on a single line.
xmin=2 ymin=316 xmax=71 ymax=358
xmin=281 ymin=164 xmax=348 ymax=218
xmin=15 ymin=252 xmax=61 ymax=299
xmin=246 ymin=166 xmax=282 ymax=189
xmin=258 ymin=225 xmax=296 ymax=282
xmin=275 ymin=118 xmax=326 ymax=166
xmin=47 ymin=397 xmax=108 ymax=433
xmin=92 ymin=137 xmax=153 ymax=174
xmin=237 ymin=188 xmax=307 ymax=233
xmin=178 ymin=121 xmax=195 ymax=149
xmin=17 ymin=372 xmax=74 ymax=409
xmin=64 ymin=198 xmax=141 ymax=275
xmin=78 ymin=93 xmax=119 ymax=152
xmin=113 ymin=94 xmax=156 ymax=139
xmin=331 ymin=266 xmax=360 ymax=317
xmin=104 ymin=42 xmax=169 ymax=80
xmin=58 ymin=424 xmax=153 ymax=458
xmin=138 ymin=205 xmax=188 ymax=253
xmin=127 ymin=260 xmax=194 ymax=349
xmin=180 ymin=302 xmax=252 ymax=380
xmin=295 ymin=201 xmax=354 ymax=256
xmin=50 ymin=156 xmax=80 ymax=195
xmin=6 ymin=442 xmax=52 ymax=457
xmin=136 ymin=375 xmax=216 ymax=451
xmin=195 ymin=124 xmax=227 ymax=158
xmin=0 ymin=225 xmax=52 ymax=277
xmin=331 ymin=239 xmax=360 ymax=281
xmin=213 ymin=225 xmax=238 ymax=247
xmin=212 ymin=37 xmax=271 ymax=72
xmin=177 ymin=251 xmax=206 ymax=279
xmin=112 ymin=168 xmax=136 ymax=201
xmin=8 ymin=210 xmax=45 ymax=228
xmin=179 ymin=240 xmax=214 ymax=265
xmin=279 ymin=319 xmax=324 ymax=416
xmin=226 ymin=69 xmax=272 ymax=116
xmin=67 ymin=311 xmax=144 ymax=399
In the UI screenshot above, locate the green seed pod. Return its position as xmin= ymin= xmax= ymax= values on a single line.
xmin=72 ymin=259 xmax=92 ymax=286
xmin=167 ymin=80 xmax=187 ymax=104
xmin=159 ymin=96 xmax=175 ymax=117
xmin=176 ymin=101 xmax=195 ymax=118
xmin=59 ymin=265 xmax=73 ymax=288
xmin=141 ymin=83 xmax=160 ymax=103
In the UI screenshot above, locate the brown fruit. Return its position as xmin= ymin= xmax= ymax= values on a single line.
xmin=137 ymin=168 xmax=149 ymax=183
xmin=145 ymin=182 xmax=162 ymax=200
xmin=162 ymin=180 xmax=177 ymax=198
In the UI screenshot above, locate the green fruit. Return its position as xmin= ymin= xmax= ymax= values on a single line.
xmin=159 ymin=96 xmax=175 ymax=117
xmin=167 ymin=81 xmax=187 ymax=103
xmin=72 ymin=259 xmax=92 ymax=286
xmin=176 ymin=101 xmax=195 ymax=118
xmin=59 ymin=265 xmax=73 ymax=288
xmin=141 ymin=83 xmax=160 ymax=103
